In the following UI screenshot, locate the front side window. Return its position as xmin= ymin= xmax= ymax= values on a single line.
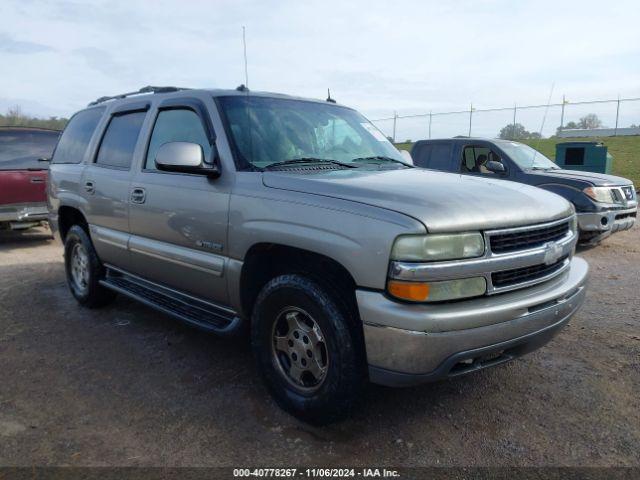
xmin=95 ymin=111 xmax=146 ymax=169
xmin=461 ymin=146 xmax=503 ymax=175
xmin=0 ymin=129 xmax=60 ymax=170
xmin=145 ymin=108 xmax=211 ymax=170
xmin=217 ymin=96 xmax=406 ymax=170
xmin=52 ymin=107 xmax=105 ymax=165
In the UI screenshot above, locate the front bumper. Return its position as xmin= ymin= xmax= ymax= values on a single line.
xmin=577 ymin=205 xmax=636 ymax=244
xmin=358 ymin=256 xmax=589 ymax=387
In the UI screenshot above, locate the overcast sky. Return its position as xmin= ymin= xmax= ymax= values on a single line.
xmin=1 ymin=0 xmax=639 ymax=138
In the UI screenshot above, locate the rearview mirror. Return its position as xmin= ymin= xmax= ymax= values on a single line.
xmin=486 ymin=160 xmax=506 ymax=174
xmin=155 ymin=142 xmax=220 ymax=177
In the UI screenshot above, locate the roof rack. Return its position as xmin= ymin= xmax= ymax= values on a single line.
xmin=88 ymin=85 xmax=189 ymax=106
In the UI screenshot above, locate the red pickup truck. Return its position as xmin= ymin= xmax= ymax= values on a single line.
xmin=0 ymin=127 xmax=60 ymax=230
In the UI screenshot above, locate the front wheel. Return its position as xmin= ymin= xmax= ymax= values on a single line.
xmin=251 ymin=274 xmax=366 ymax=424
xmin=64 ymin=225 xmax=116 ymax=308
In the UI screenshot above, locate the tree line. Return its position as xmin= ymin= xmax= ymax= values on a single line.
xmin=0 ymin=106 xmax=68 ymax=130
xmin=498 ymin=113 xmax=639 ymax=140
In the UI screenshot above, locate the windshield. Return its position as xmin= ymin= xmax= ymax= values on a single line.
xmin=498 ymin=141 xmax=559 ymax=170
xmin=218 ymin=96 xmax=407 ymax=170
xmin=0 ymin=129 xmax=60 ymax=170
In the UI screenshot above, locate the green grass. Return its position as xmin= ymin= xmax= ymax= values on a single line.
xmin=396 ymin=136 xmax=640 ymax=187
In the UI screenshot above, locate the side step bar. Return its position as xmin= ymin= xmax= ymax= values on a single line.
xmin=100 ymin=267 xmax=241 ymax=335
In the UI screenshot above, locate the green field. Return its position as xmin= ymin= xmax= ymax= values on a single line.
xmin=396 ymin=136 xmax=640 ymax=187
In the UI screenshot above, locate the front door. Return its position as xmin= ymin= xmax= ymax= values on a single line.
xmin=128 ymin=100 xmax=230 ymax=305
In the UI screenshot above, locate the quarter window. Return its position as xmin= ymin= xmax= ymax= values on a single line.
xmin=145 ymin=109 xmax=211 ymax=170
xmin=95 ymin=111 xmax=146 ymax=169
xmin=52 ymin=107 xmax=105 ymax=164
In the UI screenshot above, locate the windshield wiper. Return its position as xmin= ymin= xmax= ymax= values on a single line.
xmin=351 ymin=156 xmax=413 ymax=167
xmin=263 ymin=157 xmax=355 ymax=170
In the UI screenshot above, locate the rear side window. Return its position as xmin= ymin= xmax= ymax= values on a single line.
xmin=411 ymin=144 xmax=432 ymax=168
xmin=429 ymin=144 xmax=452 ymax=170
xmin=0 ymin=129 xmax=60 ymax=170
xmin=145 ymin=109 xmax=211 ymax=170
xmin=52 ymin=107 xmax=105 ymax=164
xmin=412 ymin=143 xmax=452 ymax=171
xmin=95 ymin=111 xmax=146 ymax=169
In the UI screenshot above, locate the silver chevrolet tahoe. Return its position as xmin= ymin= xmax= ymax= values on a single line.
xmin=48 ymin=86 xmax=589 ymax=423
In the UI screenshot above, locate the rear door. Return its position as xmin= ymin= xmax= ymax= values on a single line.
xmin=128 ymin=97 xmax=230 ymax=304
xmin=81 ymin=103 xmax=149 ymax=269
xmin=0 ymin=129 xmax=59 ymax=207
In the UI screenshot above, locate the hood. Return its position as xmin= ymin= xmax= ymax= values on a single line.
xmin=527 ymin=168 xmax=633 ymax=188
xmin=263 ymin=168 xmax=574 ymax=232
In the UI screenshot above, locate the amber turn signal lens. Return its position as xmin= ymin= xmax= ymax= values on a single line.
xmin=387 ymin=280 xmax=430 ymax=302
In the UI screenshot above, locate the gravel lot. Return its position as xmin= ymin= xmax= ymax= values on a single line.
xmin=1 ymin=226 xmax=639 ymax=467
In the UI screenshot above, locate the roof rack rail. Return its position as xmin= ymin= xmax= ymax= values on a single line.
xmin=88 ymin=85 xmax=189 ymax=106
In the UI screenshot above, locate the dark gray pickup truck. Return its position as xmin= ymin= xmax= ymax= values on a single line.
xmin=410 ymin=138 xmax=637 ymax=244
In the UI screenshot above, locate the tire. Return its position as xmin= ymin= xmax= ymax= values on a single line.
xmin=251 ymin=274 xmax=366 ymax=424
xmin=64 ymin=225 xmax=116 ymax=308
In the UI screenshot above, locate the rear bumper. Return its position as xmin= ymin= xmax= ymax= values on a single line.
xmin=577 ymin=206 xmax=636 ymax=243
xmin=358 ymin=256 xmax=589 ymax=387
xmin=0 ymin=203 xmax=48 ymax=224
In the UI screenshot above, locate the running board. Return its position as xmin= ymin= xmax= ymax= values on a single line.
xmin=100 ymin=267 xmax=240 ymax=334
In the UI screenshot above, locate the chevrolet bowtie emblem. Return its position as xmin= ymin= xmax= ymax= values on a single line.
xmin=543 ymin=241 xmax=563 ymax=266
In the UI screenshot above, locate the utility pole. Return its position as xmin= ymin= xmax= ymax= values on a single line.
xmin=512 ymin=104 xmax=517 ymax=140
xmin=428 ymin=111 xmax=432 ymax=139
xmin=468 ymin=103 xmax=473 ymax=136
xmin=560 ymin=94 xmax=567 ymax=130
xmin=614 ymin=94 xmax=620 ymax=136
xmin=392 ymin=111 xmax=398 ymax=142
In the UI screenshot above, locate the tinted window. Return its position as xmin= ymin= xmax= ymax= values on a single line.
xmin=411 ymin=144 xmax=432 ymax=168
xmin=95 ymin=111 xmax=146 ymax=169
xmin=429 ymin=144 xmax=452 ymax=170
xmin=52 ymin=107 xmax=105 ymax=165
xmin=145 ymin=109 xmax=211 ymax=170
xmin=0 ymin=129 xmax=60 ymax=170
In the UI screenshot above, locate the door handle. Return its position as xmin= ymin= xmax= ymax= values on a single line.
xmin=130 ymin=187 xmax=146 ymax=204
xmin=84 ymin=181 xmax=95 ymax=194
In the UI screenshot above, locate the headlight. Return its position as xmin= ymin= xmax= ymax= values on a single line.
xmin=569 ymin=215 xmax=578 ymax=234
xmin=391 ymin=233 xmax=485 ymax=262
xmin=388 ymin=277 xmax=487 ymax=302
xmin=583 ymin=186 xmax=615 ymax=204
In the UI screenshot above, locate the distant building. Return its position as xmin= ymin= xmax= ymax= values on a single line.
xmin=557 ymin=127 xmax=640 ymax=138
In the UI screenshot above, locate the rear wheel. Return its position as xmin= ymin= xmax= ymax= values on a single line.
xmin=251 ymin=274 xmax=366 ymax=424
xmin=64 ymin=225 xmax=116 ymax=308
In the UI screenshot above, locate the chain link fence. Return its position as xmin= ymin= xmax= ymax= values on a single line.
xmin=370 ymin=96 xmax=640 ymax=143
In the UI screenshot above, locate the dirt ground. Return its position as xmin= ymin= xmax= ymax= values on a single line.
xmin=0 ymin=226 xmax=638 ymax=467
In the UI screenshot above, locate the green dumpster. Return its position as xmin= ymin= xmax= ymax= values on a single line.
xmin=555 ymin=141 xmax=612 ymax=174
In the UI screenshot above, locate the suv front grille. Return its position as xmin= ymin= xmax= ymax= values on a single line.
xmin=490 ymin=221 xmax=569 ymax=254
xmin=492 ymin=256 xmax=568 ymax=288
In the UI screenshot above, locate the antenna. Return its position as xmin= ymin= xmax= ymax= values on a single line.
xmin=326 ymin=88 xmax=336 ymax=103
xmin=242 ymin=26 xmax=249 ymax=89
xmin=532 ymin=82 xmax=555 ymax=164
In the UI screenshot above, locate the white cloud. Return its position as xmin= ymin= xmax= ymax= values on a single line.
xmin=0 ymin=0 xmax=638 ymax=137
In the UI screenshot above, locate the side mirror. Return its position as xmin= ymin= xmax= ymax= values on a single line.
xmin=486 ymin=160 xmax=506 ymax=174
xmin=155 ymin=142 xmax=220 ymax=177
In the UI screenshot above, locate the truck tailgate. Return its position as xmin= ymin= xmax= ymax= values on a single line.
xmin=0 ymin=170 xmax=48 ymax=205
